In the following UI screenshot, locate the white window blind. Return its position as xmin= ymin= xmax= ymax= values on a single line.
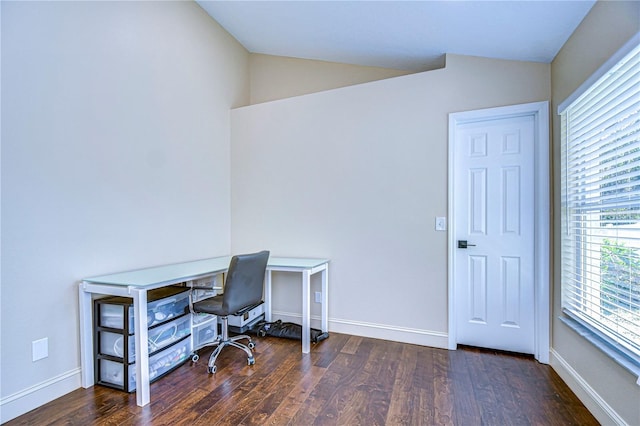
xmin=560 ymin=41 xmax=640 ymax=360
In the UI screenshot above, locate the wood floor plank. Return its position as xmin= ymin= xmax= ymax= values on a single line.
xmin=411 ymin=345 xmax=438 ymax=425
xmin=480 ymin=350 xmax=531 ymax=426
xmin=259 ymin=364 xmax=327 ymax=425
xmin=386 ymin=343 xmax=420 ymax=425
xmin=446 ymin=347 xmax=481 ymax=425
xmin=311 ymin=332 xmax=350 ymax=369
xmin=340 ymin=335 xmax=363 ymax=355
xmin=290 ymin=352 xmax=362 ymax=424
xmin=5 ymin=334 xmax=600 ymax=426
xmin=432 ymin=348 xmax=456 ymax=425
xmin=321 ymin=339 xmax=402 ymax=425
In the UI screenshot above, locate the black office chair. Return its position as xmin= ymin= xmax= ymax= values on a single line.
xmin=191 ymin=250 xmax=269 ymax=373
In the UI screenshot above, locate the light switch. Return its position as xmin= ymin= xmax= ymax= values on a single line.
xmin=435 ymin=217 xmax=447 ymax=231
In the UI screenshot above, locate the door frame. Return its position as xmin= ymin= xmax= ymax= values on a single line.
xmin=447 ymin=101 xmax=550 ymax=364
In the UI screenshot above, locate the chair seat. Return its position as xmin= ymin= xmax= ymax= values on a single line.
xmin=192 ymin=295 xmax=228 ymax=316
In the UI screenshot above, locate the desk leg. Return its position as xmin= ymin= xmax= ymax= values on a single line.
xmin=301 ymin=270 xmax=311 ymax=354
xmin=132 ymin=289 xmax=150 ymax=406
xmin=78 ymin=284 xmax=94 ymax=388
xmin=321 ymin=264 xmax=329 ymax=333
xmin=265 ymin=270 xmax=272 ymax=322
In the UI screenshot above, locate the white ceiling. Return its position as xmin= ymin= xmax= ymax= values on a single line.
xmin=196 ymin=0 xmax=596 ymax=71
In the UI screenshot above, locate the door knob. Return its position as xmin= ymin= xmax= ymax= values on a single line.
xmin=457 ymin=240 xmax=476 ymax=249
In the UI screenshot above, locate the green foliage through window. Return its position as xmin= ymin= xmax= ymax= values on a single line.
xmin=601 ymin=238 xmax=640 ymax=313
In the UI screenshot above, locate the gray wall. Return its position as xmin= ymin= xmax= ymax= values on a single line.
xmin=1 ymin=1 xmax=248 ymax=420
xmin=230 ymin=54 xmax=550 ymax=346
xmin=550 ymin=1 xmax=640 ymax=424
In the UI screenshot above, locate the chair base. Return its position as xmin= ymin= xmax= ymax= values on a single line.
xmin=192 ymin=316 xmax=255 ymax=374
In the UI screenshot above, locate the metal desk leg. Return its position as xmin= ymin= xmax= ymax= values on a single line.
xmin=131 ymin=288 xmax=150 ymax=406
xmin=321 ymin=264 xmax=329 ymax=333
xmin=78 ymin=283 xmax=94 ymax=388
xmin=301 ymin=269 xmax=311 ymax=354
xmin=264 ymin=270 xmax=272 ymax=322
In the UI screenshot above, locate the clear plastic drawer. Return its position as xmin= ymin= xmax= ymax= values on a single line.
xmin=99 ymin=336 xmax=191 ymax=392
xmin=98 ymin=314 xmax=191 ymax=361
xmin=98 ymin=287 xmax=190 ymax=333
xmin=192 ymin=312 xmax=215 ymax=325
xmin=193 ymin=315 xmax=218 ymax=349
xmin=191 ymin=288 xmax=217 ymax=303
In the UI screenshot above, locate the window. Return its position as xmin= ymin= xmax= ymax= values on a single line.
xmin=560 ymin=39 xmax=640 ymax=364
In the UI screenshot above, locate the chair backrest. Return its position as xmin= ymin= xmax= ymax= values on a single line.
xmin=222 ymin=250 xmax=270 ymax=314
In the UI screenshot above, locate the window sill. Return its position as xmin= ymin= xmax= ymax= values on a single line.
xmin=560 ymin=314 xmax=640 ymax=386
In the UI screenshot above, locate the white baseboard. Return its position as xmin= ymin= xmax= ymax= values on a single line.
xmin=0 ymin=368 xmax=82 ymax=423
xmin=271 ymin=311 xmax=449 ymax=349
xmin=550 ymin=349 xmax=627 ymax=426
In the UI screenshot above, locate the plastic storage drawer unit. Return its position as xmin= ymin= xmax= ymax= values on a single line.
xmin=94 ymin=286 xmax=192 ymax=392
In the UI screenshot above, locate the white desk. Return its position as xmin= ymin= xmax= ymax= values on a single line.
xmin=78 ymin=256 xmax=328 ymax=407
xmin=263 ymin=258 xmax=329 ymax=353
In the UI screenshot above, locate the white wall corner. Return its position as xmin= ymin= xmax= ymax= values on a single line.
xmin=550 ymin=349 xmax=628 ymax=426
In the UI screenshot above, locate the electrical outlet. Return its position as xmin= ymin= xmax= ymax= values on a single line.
xmin=32 ymin=337 xmax=48 ymax=362
xmin=314 ymin=291 xmax=322 ymax=303
xmin=435 ymin=217 xmax=447 ymax=231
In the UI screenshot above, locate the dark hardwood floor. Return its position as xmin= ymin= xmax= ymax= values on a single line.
xmin=6 ymin=333 xmax=598 ymax=425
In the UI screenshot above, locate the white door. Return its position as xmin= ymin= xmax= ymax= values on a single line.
xmin=453 ymin=114 xmax=535 ymax=354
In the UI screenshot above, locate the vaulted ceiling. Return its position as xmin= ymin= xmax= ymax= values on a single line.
xmin=197 ymin=0 xmax=596 ymax=71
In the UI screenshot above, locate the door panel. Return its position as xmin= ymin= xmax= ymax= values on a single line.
xmin=469 ymin=254 xmax=487 ymax=323
xmin=454 ymin=115 xmax=535 ymax=354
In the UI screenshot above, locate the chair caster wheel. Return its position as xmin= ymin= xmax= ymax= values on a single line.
xmin=191 ymin=354 xmax=199 ymax=363
xmin=248 ymin=357 xmax=255 ymax=366
xmin=208 ymin=365 xmax=217 ymax=374
xmin=248 ymin=341 xmax=255 ymax=349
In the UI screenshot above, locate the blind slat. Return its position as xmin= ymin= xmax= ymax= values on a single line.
xmin=570 ymin=49 xmax=640 ymax=118
xmin=567 ymin=124 xmax=640 ymax=169
xmin=570 ymin=80 xmax=640 ymax=140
